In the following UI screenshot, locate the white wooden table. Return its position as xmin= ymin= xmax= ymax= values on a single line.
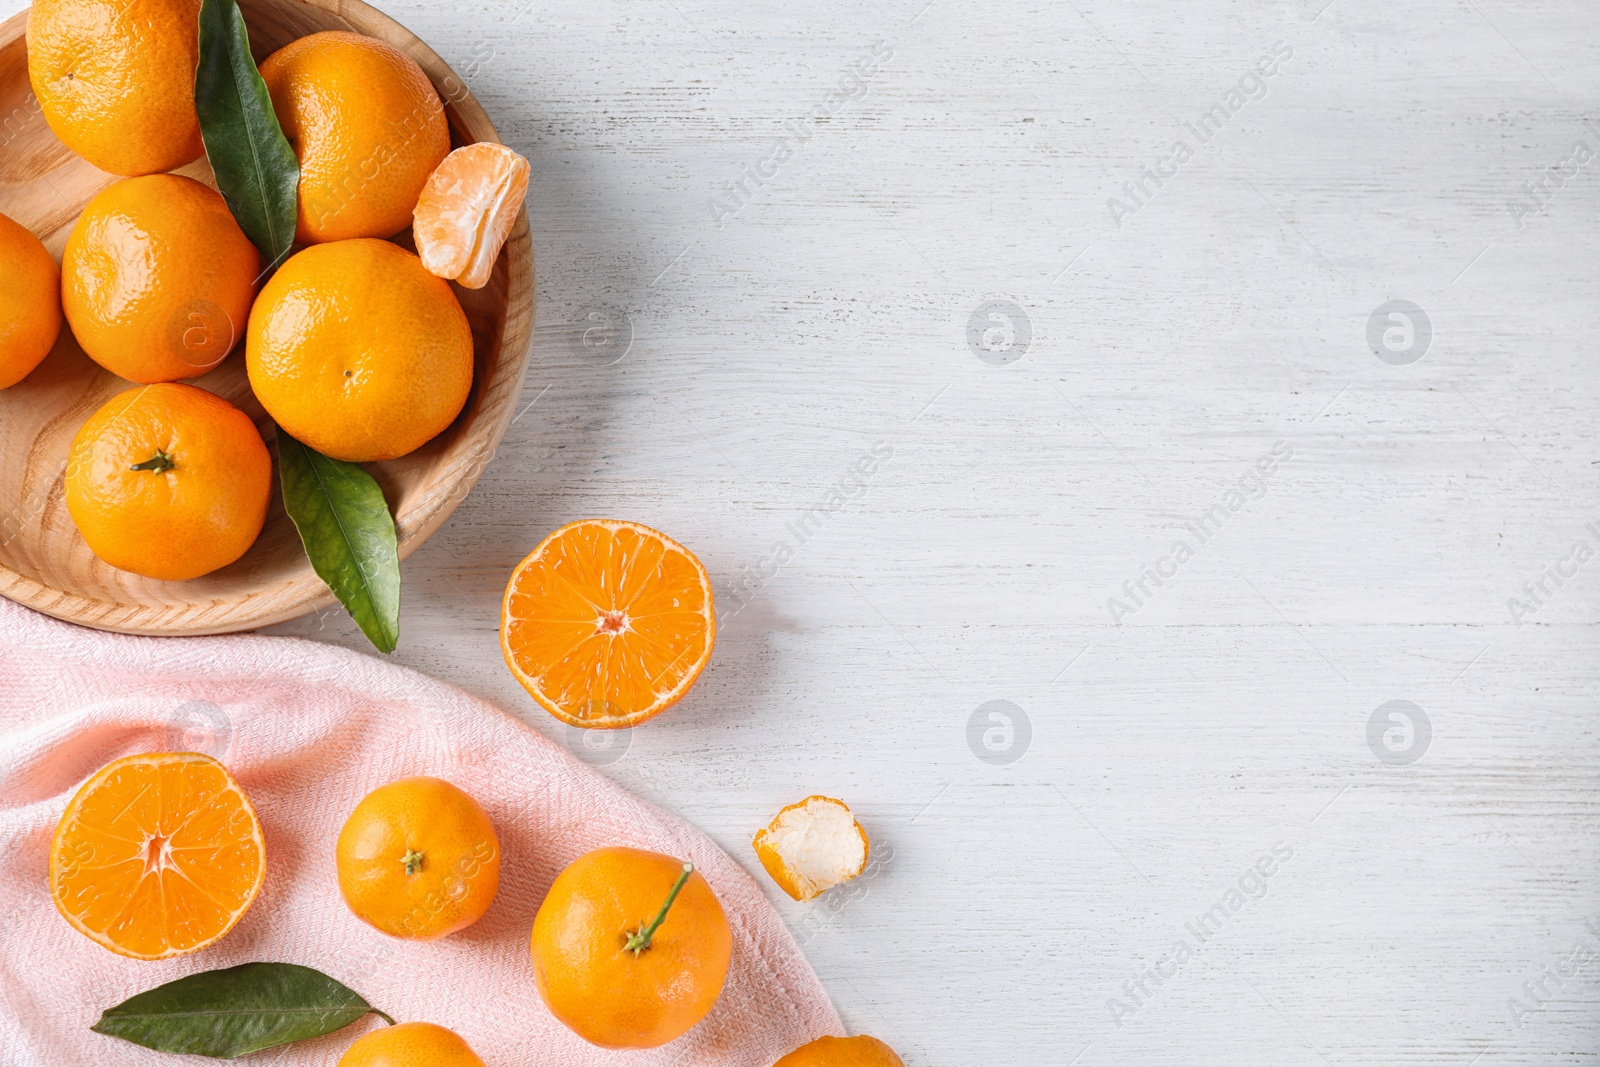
xmin=11 ymin=0 xmax=1599 ymax=1061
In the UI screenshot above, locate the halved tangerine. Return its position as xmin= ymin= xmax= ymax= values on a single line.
xmin=500 ymin=519 xmax=716 ymax=729
xmin=49 ymin=752 xmax=266 ymax=959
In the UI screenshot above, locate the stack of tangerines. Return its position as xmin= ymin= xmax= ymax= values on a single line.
xmin=0 ymin=0 xmax=528 ymax=581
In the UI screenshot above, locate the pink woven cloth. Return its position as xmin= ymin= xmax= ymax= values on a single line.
xmin=0 ymin=597 xmax=840 ymax=1066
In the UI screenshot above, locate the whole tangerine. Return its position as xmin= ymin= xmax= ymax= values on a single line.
xmin=773 ymin=1035 xmax=907 ymax=1067
xmin=259 ymin=31 xmax=450 ymax=244
xmin=246 ymin=239 xmax=473 ymax=463
xmin=337 ymin=1022 xmax=485 ymax=1067
xmin=530 ymin=847 xmax=732 ymax=1049
xmin=27 ymin=0 xmax=204 ymax=175
xmin=336 ymin=777 xmax=500 ymax=940
xmin=62 ymin=175 xmax=259 ymax=384
xmin=0 ymin=211 xmax=62 ymax=388
xmin=64 ymin=383 xmax=270 ymax=581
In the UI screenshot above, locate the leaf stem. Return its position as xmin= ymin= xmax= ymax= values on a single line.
xmin=624 ymin=863 xmax=693 ymax=956
xmin=368 ymin=1008 xmax=397 ymax=1026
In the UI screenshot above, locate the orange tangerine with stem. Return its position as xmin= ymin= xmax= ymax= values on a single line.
xmin=335 ymin=776 xmax=500 ymax=940
xmin=64 ymin=384 xmax=271 ymax=581
xmin=530 ymin=847 xmax=731 ymax=1048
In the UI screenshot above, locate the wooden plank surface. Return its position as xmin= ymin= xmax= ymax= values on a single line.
xmin=6 ymin=0 xmax=1598 ymax=1062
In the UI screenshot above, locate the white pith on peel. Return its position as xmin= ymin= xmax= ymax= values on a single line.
xmin=758 ymin=796 xmax=867 ymax=900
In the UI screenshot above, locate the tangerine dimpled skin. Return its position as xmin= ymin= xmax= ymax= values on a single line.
xmin=259 ymin=31 xmax=450 ymax=244
xmin=26 ymin=0 xmax=205 ymax=176
xmin=0 ymin=212 xmax=62 ymax=388
xmin=772 ymin=1035 xmax=907 ymax=1067
xmin=62 ymin=175 xmax=260 ymax=384
xmin=335 ymin=777 xmax=500 ymax=940
xmin=530 ymin=847 xmax=733 ymax=1049
xmin=64 ymin=384 xmax=271 ymax=581
xmin=337 ymin=1022 xmax=485 ymax=1067
xmin=246 ymin=239 xmax=474 ymax=463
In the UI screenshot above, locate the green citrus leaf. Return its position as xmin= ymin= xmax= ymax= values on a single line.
xmin=195 ymin=0 xmax=299 ymax=271
xmin=277 ymin=432 xmax=401 ymax=654
xmin=91 ymin=962 xmax=390 ymax=1059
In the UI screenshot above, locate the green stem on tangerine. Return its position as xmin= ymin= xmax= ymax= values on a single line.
xmin=368 ymin=1009 xmax=397 ymax=1026
xmin=401 ymin=849 xmax=424 ymax=875
xmin=624 ymin=863 xmax=693 ymax=957
xmin=129 ymin=449 xmax=175 ymax=473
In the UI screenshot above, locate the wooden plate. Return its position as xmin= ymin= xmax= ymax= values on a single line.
xmin=0 ymin=0 xmax=534 ymax=637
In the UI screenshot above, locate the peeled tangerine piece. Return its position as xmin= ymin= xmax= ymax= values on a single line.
xmin=753 ymin=795 xmax=870 ymax=902
xmin=413 ymin=142 xmax=530 ymax=289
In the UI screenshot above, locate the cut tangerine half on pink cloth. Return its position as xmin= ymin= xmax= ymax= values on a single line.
xmin=413 ymin=142 xmax=529 ymax=289
xmin=49 ymin=751 xmax=266 ymax=959
xmin=0 ymin=596 xmax=839 ymax=1066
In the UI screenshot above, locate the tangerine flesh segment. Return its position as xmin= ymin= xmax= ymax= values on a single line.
xmin=50 ymin=752 xmax=266 ymax=959
xmin=413 ymin=143 xmax=529 ymax=289
xmin=501 ymin=520 xmax=715 ymax=728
